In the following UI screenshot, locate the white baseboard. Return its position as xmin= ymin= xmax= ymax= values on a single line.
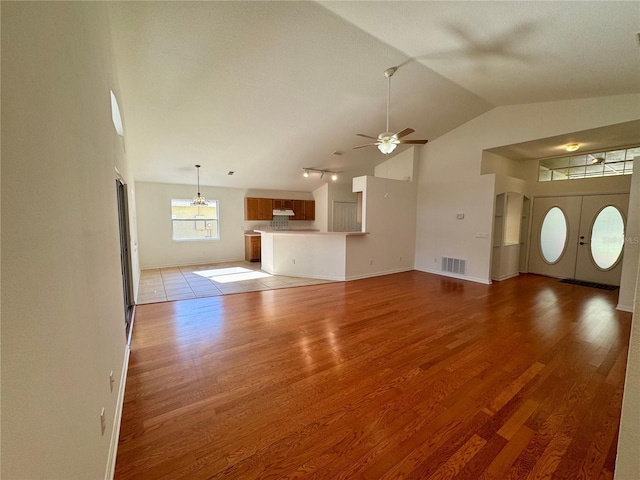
xmin=345 ymin=267 xmax=413 ymax=281
xmin=267 ymin=267 xmax=414 ymax=282
xmin=415 ymin=267 xmax=492 ymax=285
xmin=616 ymin=304 xmax=634 ymax=313
xmin=492 ymin=272 xmax=520 ymax=282
xmin=141 ymin=257 xmax=245 ymax=270
xmin=105 ymin=344 xmax=130 ymax=480
xmin=264 ymin=271 xmax=344 ymax=281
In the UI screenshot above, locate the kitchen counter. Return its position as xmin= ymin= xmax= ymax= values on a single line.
xmin=254 ymin=230 xmax=367 ymax=236
xmin=258 ymin=230 xmax=370 ymax=281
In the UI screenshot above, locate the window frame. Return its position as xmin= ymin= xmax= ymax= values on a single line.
xmin=170 ymin=198 xmax=220 ymax=242
xmin=538 ymin=145 xmax=638 ymax=182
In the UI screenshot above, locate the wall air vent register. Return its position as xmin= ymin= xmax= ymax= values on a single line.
xmin=442 ymin=257 xmax=466 ymax=275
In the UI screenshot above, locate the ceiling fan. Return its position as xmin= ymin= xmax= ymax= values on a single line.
xmin=353 ymin=67 xmax=428 ymax=155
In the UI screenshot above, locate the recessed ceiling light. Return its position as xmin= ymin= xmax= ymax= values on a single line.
xmin=565 ymin=143 xmax=580 ymax=152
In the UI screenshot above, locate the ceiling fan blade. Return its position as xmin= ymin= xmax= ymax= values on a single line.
xmin=356 ymin=133 xmax=378 ymax=140
xmin=394 ymin=128 xmax=415 ymax=139
xmin=397 ymin=139 xmax=428 ymax=145
xmin=352 ymin=143 xmax=379 ymax=149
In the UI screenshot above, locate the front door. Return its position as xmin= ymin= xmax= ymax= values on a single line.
xmin=574 ymin=194 xmax=628 ymax=285
xmin=528 ymin=194 xmax=628 ymax=285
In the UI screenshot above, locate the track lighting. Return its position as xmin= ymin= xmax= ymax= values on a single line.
xmin=302 ymin=167 xmax=338 ymax=181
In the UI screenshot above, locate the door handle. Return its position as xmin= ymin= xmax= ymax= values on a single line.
xmin=579 ymin=241 xmax=588 ymax=245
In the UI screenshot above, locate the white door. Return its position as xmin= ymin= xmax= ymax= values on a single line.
xmin=574 ymin=194 xmax=628 ymax=285
xmin=333 ymin=202 xmax=358 ymax=232
xmin=528 ymin=194 xmax=629 ymax=285
xmin=529 ymin=196 xmax=583 ymax=279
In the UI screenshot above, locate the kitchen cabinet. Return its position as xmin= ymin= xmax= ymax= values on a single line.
xmin=292 ymin=200 xmax=315 ymax=220
xmin=244 ymin=234 xmax=261 ymax=262
xmin=245 ymin=197 xmax=314 ymax=221
xmin=245 ymin=197 xmax=273 ymax=221
xmin=304 ymin=200 xmax=315 ymax=221
xmin=292 ymin=200 xmax=305 ymax=220
xmin=273 ymin=199 xmax=293 ymax=210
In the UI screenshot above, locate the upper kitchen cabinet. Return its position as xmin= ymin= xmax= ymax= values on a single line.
xmin=304 ymin=200 xmax=315 ymax=221
xmin=292 ymin=200 xmax=315 ymax=220
xmin=245 ymin=197 xmax=273 ymax=221
xmin=292 ymin=200 xmax=305 ymax=220
xmin=246 ymin=197 xmax=314 ymax=221
xmin=273 ymin=199 xmax=293 ymax=210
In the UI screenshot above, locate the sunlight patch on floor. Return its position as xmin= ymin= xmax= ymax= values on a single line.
xmin=195 ymin=267 xmax=272 ymax=284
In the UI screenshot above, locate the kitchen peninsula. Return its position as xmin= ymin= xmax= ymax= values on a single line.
xmin=256 ymin=230 xmax=369 ymax=281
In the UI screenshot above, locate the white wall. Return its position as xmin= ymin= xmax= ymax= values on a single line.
xmin=346 ymin=175 xmax=417 ymax=279
xmin=415 ymin=94 xmax=640 ymax=284
xmin=619 ymin=158 xmax=640 ymax=311
xmin=1 ymin=3 xmax=135 ymax=478
xmin=312 ymin=183 xmax=329 ymax=232
xmin=616 ymin=252 xmax=640 ymax=479
xmin=374 ymin=147 xmax=417 ymax=181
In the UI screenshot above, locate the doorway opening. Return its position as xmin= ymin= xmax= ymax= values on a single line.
xmin=116 ymin=179 xmax=134 ymax=341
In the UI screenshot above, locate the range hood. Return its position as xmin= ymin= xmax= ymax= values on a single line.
xmin=273 ymin=209 xmax=295 ymax=216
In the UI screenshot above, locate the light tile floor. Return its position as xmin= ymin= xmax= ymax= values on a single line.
xmin=136 ymin=261 xmax=334 ymax=304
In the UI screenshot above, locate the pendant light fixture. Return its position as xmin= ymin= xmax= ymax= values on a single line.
xmin=192 ymin=164 xmax=207 ymax=206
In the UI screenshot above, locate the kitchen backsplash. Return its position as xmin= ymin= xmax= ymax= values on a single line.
xmin=270 ymin=215 xmax=290 ymax=230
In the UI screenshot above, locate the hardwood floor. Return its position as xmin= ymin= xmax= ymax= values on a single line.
xmin=115 ymin=271 xmax=632 ymax=479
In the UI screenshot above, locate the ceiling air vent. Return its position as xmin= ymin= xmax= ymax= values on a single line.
xmin=442 ymin=257 xmax=466 ymax=275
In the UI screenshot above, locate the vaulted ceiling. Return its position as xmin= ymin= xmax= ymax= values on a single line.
xmin=107 ymin=1 xmax=640 ymax=192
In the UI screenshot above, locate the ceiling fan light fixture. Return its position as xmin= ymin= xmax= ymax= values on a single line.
xmin=303 ymin=169 xmax=309 ymax=178
xmin=331 ymin=173 xmax=338 ymax=181
xmin=377 ymin=133 xmax=399 ymax=154
xmin=378 ymin=141 xmax=397 ymax=155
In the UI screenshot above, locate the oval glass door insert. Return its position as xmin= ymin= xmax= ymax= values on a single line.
xmin=540 ymin=207 xmax=568 ymax=264
xmin=591 ymin=206 xmax=625 ymax=270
